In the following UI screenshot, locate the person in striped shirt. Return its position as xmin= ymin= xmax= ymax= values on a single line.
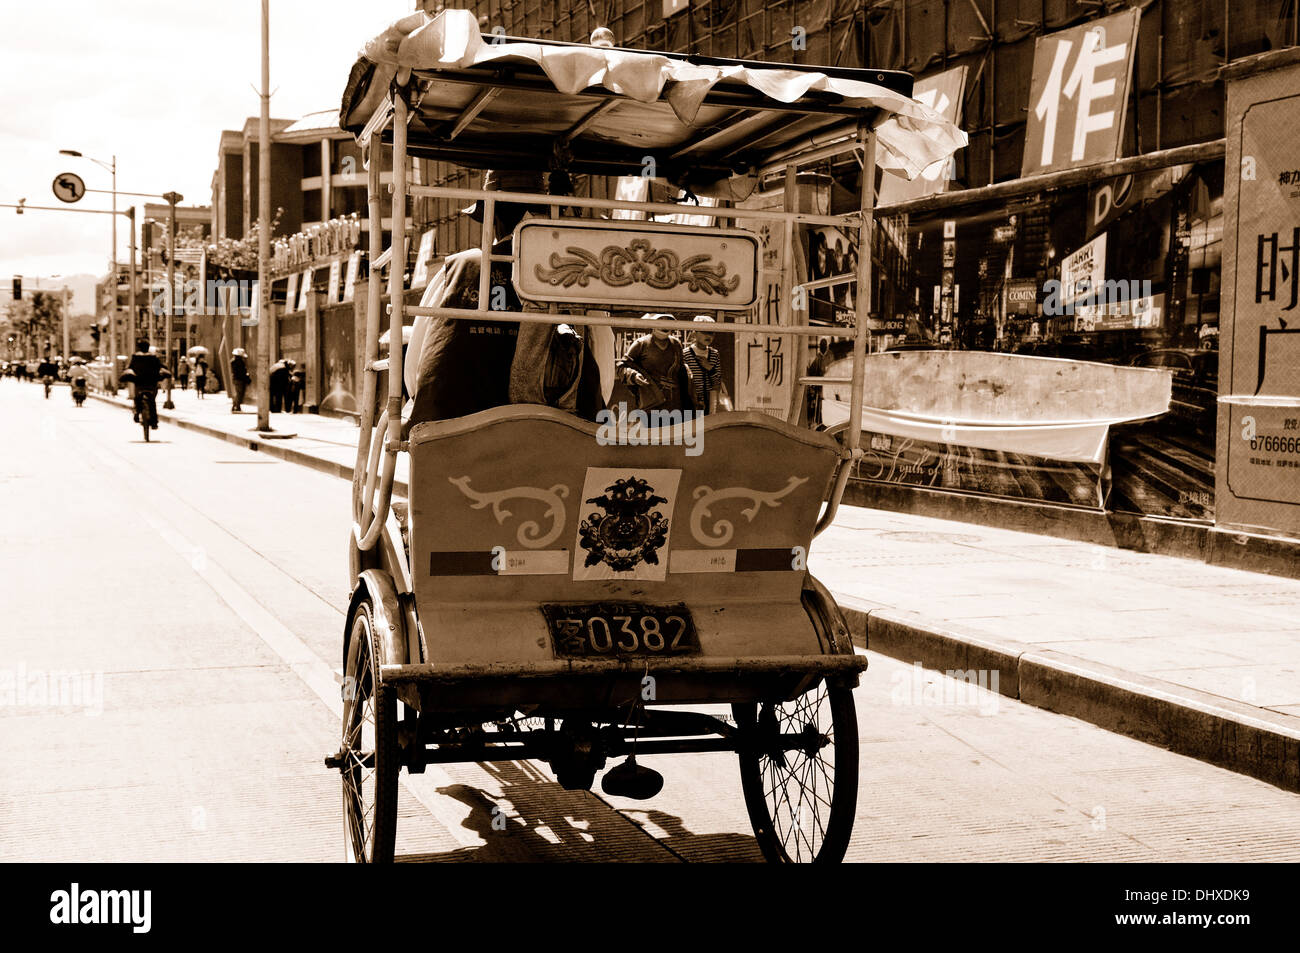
xmin=683 ymin=315 xmax=728 ymax=415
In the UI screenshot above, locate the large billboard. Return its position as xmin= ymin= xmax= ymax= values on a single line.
xmin=1218 ymin=52 xmax=1300 ymax=537
xmin=1022 ymin=8 xmax=1140 ymax=177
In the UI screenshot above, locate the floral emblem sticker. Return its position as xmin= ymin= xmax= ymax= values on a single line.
xmin=572 ymin=468 xmax=681 ymax=581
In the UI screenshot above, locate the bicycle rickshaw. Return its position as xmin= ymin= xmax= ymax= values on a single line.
xmin=328 ymin=9 xmax=965 ymax=863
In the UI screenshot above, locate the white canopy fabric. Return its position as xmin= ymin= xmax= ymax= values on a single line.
xmin=348 ymin=9 xmax=967 ymax=182
xmin=817 ymin=352 xmax=1173 ymax=464
xmin=820 ymin=399 xmax=1114 ymax=464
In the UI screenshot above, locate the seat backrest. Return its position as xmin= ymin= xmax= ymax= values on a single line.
xmin=407 ymin=406 xmax=840 ymax=663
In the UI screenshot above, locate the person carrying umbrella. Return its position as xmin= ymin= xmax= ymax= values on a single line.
xmin=193 ymin=353 xmax=208 ymax=398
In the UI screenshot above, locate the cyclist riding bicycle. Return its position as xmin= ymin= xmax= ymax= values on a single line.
xmin=124 ymin=339 xmax=166 ymax=430
xmin=37 ymin=357 xmax=58 ymax=398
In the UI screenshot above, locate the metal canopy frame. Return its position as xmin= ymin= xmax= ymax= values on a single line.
xmin=364 ymin=71 xmax=891 ymax=183
xmin=342 ymin=27 xmax=914 ymax=183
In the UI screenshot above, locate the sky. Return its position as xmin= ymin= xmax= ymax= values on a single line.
xmin=0 ymin=0 xmax=416 ymax=308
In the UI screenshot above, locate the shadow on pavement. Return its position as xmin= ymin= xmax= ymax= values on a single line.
xmin=396 ymin=760 xmax=762 ymax=863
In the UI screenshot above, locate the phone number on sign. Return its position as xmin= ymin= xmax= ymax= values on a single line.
xmin=1249 ymin=434 xmax=1300 ymax=453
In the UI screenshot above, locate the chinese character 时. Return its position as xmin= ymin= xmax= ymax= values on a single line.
xmin=1256 ymin=227 xmax=1300 ymax=311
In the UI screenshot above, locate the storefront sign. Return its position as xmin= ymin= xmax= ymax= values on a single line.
xmin=1219 ymin=54 xmax=1300 ymax=536
xmin=1006 ymin=279 xmax=1039 ymax=315
xmin=734 ymin=196 xmax=795 ymax=418
xmin=1087 ymin=164 xmax=1190 ymax=239
xmin=1022 ymin=8 xmax=1140 ymax=177
xmin=878 ymin=66 xmax=968 ymax=205
xmin=1072 ymin=292 xmax=1164 ymax=331
xmin=1060 ymin=233 xmax=1107 ymax=304
xmin=328 ymin=259 xmax=342 ymax=304
xmin=296 ymin=269 xmax=312 ymax=312
xmin=343 ymin=251 xmax=360 ymax=303
xmin=870 ymin=315 xmax=906 ymax=332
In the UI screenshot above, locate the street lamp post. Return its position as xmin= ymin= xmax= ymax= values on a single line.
xmin=162 ymin=192 xmax=183 ymax=409
xmin=128 ymin=206 xmax=137 ymax=351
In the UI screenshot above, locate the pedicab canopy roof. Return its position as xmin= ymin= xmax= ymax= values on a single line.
xmin=339 ymin=9 xmax=967 ymax=199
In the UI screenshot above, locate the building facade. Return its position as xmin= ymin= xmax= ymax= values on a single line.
xmin=401 ymin=0 xmax=1298 ymax=551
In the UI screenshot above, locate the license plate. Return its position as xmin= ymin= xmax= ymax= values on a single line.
xmin=542 ymin=603 xmax=700 ymax=659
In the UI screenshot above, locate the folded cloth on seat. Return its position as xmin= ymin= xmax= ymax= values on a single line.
xmin=508 ymin=322 xmax=606 ymax=421
xmin=407 ymin=247 xmax=520 ymax=425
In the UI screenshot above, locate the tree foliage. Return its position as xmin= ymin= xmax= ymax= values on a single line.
xmin=4 ymin=292 xmax=64 ymax=355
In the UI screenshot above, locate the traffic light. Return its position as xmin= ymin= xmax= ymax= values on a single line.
xmin=12 ymin=276 xmax=20 ymax=300
xmin=89 ymin=322 xmax=101 ymax=345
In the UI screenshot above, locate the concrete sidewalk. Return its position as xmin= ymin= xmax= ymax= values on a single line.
xmin=95 ymin=385 xmax=410 ymax=490
xmin=93 ymin=385 xmax=1300 ymax=792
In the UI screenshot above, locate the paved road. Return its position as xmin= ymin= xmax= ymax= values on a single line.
xmin=3 ymin=381 xmax=1298 ymax=862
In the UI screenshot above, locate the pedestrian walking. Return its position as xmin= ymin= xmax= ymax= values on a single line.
xmin=269 ymin=359 xmax=289 ymax=413
xmin=194 ymin=356 xmax=208 ymax=399
xmin=230 ymin=348 xmax=251 ymax=412
xmin=287 ymin=360 xmax=305 ymax=414
xmin=616 ymin=313 xmax=694 ymax=414
xmin=177 ymin=358 xmax=190 ymax=394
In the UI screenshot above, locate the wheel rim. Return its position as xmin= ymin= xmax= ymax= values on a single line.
xmin=341 ymin=612 xmax=379 ymax=862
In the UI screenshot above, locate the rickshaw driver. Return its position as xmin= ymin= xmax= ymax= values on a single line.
xmin=405 ymin=169 xmax=607 ymax=427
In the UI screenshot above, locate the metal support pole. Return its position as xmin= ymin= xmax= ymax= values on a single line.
xmin=814 ymin=126 xmax=875 ymax=538
xmin=388 ymin=93 xmax=408 ymax=427
xmin=354 ymin=148 xmax=384 ymax=525
xmin=127 ymin=207 xmax=137 ymax=358
xmin=255 ymin=0 xmax=273 ymax=432
xmin=164 ymin=195 xmax=177 ymax=408
xmin=109 ymin=156 xmax=118 ymax=390
xmin=783 ymin=161 xmax=803 ymax=425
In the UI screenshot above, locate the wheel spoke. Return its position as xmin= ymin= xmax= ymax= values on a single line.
xmin=339 ymin=609 xmax=394 ymax=864
xmin=746 ymin=681 xmax=847 ymax=863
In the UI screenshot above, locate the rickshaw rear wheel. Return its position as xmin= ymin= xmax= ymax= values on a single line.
xmin=734 ymin=679 xmax=858 ymax=863
xmin=341 ymin=598 xmax=399 ymax=863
